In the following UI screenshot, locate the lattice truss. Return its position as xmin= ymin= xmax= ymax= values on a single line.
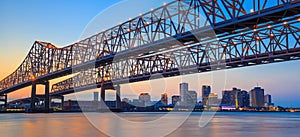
xmin=52 ymin=16 xmax=300 ymax=93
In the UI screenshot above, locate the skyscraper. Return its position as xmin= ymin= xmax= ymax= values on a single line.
xmin=202 ymin=85 xmax=211 ymax=106
xmin=187 ymin=90 xmax=197 ymax=105
xmin=161 ymin=93 xmax=168 ymax=106
xmin=221 ymin=90 xmax=232 ymax=105
xmin=221 ymin=88 xmax=240 ymax=107
xmin=172 ymin=95 xmax=181 ymax=105
xmin=237 ymin=90 xmax=250 ymax=108
xmin=180 ymin=83 xmax=188 ymax=103
xmin=249 ymin=87 xmax=265 ymax=107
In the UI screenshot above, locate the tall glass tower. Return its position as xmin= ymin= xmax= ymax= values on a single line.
xmin=180 ymin=83 xmax=188 ymax=103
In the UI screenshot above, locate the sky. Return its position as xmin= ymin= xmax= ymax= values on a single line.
xmin=0 ymin=0 xmax=299 ymax=107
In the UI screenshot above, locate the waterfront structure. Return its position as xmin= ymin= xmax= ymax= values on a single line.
xmin=161 ymin=93 xmax=168 ymax=106
xmin=237 ymin=90 xmax=250 ymax=108
xmin=139 ymin=93 xmax=151 ymax=107
xmin=208 ymin=93 xmax=219 ymax=106
xmin=249 ymin=87 xmax=265 ymax=107
xmin=264 ymin=94 xmax=274 ymax=108
xmin=172 ymin=95 xmax=181 ymax=105
xmin=187 ymin=90 xmax=197 ymax=105
xmin=202 ymin=85 xmax=211 ymax=106
xmin=180 ymin=83 xmax=188 ymax=103
xmin=221 ymin=88 xmax=241 ymax=107
xmin=264 ymin=94 xmax=272 ymax=104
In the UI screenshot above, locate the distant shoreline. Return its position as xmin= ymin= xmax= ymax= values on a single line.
xmin=1 ymin=110 xmax=299 ymax=114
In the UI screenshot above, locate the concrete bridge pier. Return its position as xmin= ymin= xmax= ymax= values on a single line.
xmin=114 ymin=85 xmax=121 ymax=109
xmin=100 ymin=86 xmax=106 ymax=111
xmin=44 ymin=81 xmax=50 ymax=111
xmin=0 ymin=94 xmax=7 ymax=108
xmin=30 ymin=82 xmax=37 ymax=111
xmin=29 ymin=81 xmax=50 ymax=112
xmin=61 ymin=95 xmax=64 ymax=109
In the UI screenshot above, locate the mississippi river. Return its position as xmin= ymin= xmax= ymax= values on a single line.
xmin=0 ymin=112 xmax=299 ymax=137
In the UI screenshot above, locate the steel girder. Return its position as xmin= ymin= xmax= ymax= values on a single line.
xmin=1 ymin=0 xmax=300 ymax=95
xmin=51 ymin=17 xmax=300 ymax=95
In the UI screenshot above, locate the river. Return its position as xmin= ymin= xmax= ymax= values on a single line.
xmin=0 ymin=112 xmax=299 ymax=137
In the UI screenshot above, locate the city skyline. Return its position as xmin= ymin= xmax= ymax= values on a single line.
xmin=74 ymin=83 xmax=276 ymax=108
xmin=0 ymin=0 xmax=300 ymax=107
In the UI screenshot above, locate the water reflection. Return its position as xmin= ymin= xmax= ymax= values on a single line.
xmin=0 ymin=112 xmax=299 ymax=137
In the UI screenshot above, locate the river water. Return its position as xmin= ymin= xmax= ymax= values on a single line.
xmin=0 ymin=112 xmax=299 ymax=137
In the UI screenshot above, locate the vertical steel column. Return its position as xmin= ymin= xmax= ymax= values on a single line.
xmin=115 ymin=85 xmax=121 ymax=109
xmin=44 ymin=81 xmax=50 ymax=111
xmin=30 ymin=82 xmax=37 ymax=110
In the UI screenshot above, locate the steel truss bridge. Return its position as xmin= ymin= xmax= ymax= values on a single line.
xmin=0 ymin=0 xmax=300 ymax=111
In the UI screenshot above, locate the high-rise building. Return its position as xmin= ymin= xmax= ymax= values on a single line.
xmin=221 ymin=90 xmax=232 ymax=105
xmin=180 ymin=83 xmax=189 ymax=103
xmin=172 ymin=95 xmax=181 ymax=105
xmin=264 ymin=94 xmax=274 ymax=108
xmin=139 ymin=93 xmax=151 ymax=107
xmin=202 ymin=85 xmax=211 ymax=106
xmin=161 ymin=93 xmax=168 ymax=106
xmin=221 ymin=88 xmax=240 ymax=107
xmin=237 ymin=90 xmax=250 ymax=108
xmin=93 ymin=92 xmax=99 ymax=102
xmin=208 ymin=93 xmax=219 ymax=106
xmin=249 ymin=87 xmax=265 ymax=107
xmin=187 ymin=90 xmax=197 ymax=105
xmin=264 ymin=94 xmax=272 ymax=104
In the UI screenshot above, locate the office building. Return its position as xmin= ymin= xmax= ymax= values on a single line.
xmin=139 ymin=93 xmax=151 ymax=107
xmin=187 ymin=90 xmax=197 ymax=104
xmin=264 ymin=94 xmax=274 ymax=108
xmin=221 ymin=88 xmax=240 ymax=107
xmin=208 ymin=93 xmax=219 ymax=106
xmin=221 ymin=90 xmax=232 ymax=105
xmin=237 ymin=90 xmax=250 ymax=108
xmin=180 ymin=83 xmax=189 ymax=103
xmin=161 ymin=93 xmax=168 ymax=106
xmin=249 ymin=87 xmax=265 ymax=107
xmin=264 ymin=94 xmax=272 ymax=104
xmin=202 ymin=85 xmax=211 ymax=106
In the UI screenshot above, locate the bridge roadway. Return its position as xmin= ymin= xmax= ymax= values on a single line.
xmin=0 ymin=0 xmax=300 ymax=111
xmin=50 ymin=16 xmax=300 ymax=96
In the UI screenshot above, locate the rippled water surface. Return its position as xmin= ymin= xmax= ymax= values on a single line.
xmin=0 ymin=112 xmax=299 ymax=137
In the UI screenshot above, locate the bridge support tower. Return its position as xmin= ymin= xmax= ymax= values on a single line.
xmin=0 ymin=94 xmax=7 ymax=109
xmin=115 ymin=85 xmax=121 ymax=109
xmin=100 ymin=86 xmax=106 ymax=111
xmin=30 ymin=81 xmax=50 ymax=113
